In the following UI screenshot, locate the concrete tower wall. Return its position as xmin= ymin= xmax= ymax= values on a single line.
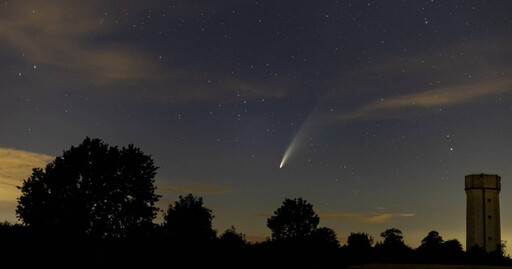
xmin=465 ymin=174 xmax=501 ymax=252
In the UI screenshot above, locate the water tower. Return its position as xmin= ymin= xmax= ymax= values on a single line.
xmin=465 ymin=174 xmax=501 ymax=252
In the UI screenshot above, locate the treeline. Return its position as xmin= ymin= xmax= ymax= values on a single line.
xmin=1 ymin=138 xmax=511 ymax=268
xmin=1 ymin=196 xmax=511 ymax=268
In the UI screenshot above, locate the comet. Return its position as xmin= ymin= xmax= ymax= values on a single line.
xmin=279 ymin=142 xmax=294 ymax=168
xmin=279 ymin=114 xmax=316 ymax=168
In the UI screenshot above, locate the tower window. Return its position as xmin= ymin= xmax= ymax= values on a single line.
xmin=488 ymin=215 xmax=492 ymax=219
xmin=488 ymin=237 xmax=492 ymax=240
xmin=488 ymin=199 xmax=492 ymax=202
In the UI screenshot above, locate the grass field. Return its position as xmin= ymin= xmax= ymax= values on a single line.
xmin=349 ymin=264 xmax=512 ymax=269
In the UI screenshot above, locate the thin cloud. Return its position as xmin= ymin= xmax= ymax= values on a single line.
xmin=0 ymin=1 xmax=163 ymax=83
xmin=0 ymin=148 xmax=53 ymax=202
xmin=0 ymin=0 xmax=292 ymax=103
xmin=324 ymin=38 xmax=512 ymax=121
xmin=319 ymin=212 xmax=415 ymax=224
xmin=338 ymin=79 xmax=512 ymax=120
xmin=157 ymin=181 xmax=235 ymax=195
xmin=397 ymin=213 xmax=415 ymax=217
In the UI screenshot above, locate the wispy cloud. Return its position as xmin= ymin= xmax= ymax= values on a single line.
xmin=0 ymin=1 xmax=163 ymax=83
xmin=319 ymin=212 xmax=415 ymax=224
xmin=0 ymin=148 xmax=53 ymax=202
xmin=325 ymin=37 xmax=512 ymax=121
xmin=338 ymin=79 xmax=512 ymax=120
xmin=0 ymin=0 xmax=291 ymax=103
xmin=157 ymin=181 xmax=235 ymax=195
xmin=397 ymin=213 xmax=415 ymax=217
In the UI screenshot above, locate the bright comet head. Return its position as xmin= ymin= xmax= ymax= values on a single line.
xmin=279 ymin=143 xmax=293 ymax=169
xmin=279 ymin=112 xmax=316 ymax=169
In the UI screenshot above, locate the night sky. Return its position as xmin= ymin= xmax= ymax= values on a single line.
xmin=1 ymin=0 xmax=512 ymax=247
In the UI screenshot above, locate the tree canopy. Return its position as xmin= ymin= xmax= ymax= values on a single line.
xmin=380 ymin=228 xmax=405 ymax=247
xmin=219 ymin=226 xmax=247 ymax=248
xmin=163 ymin=193 xmax=216 ymax=242
xmin=16 ymin=137 xmax=160 ymax=238
xmin=419 ymin=230 xmax=444 ymax=250
xmin=347 ymin=232 xmax=374 ymax=250
xmin=267 ymin=197 xmax=319 ymax=241
xmin=310 ymin=227 xmax=340 ymax=248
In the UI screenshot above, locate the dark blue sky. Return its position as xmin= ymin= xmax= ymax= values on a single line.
xmin=1 ymin=0 xmax=512 ymax=246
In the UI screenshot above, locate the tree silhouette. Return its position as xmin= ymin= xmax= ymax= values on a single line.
xmin=219 ymin=226 xmax=247 ymax=248
xmin=443 ymin=238 xmax=463 ymax=252
xmin=310 ymin=227 xmax=340 ymax=248
xmin=419 ymin=230 xmax=443 ymax=249
xmin=380 ymin=227 xmax=405 ymax=247
xmin=267 ymin=197 xmax=319 ymax=241
xmin=375 ymin=228 xmax=412 ymax=263
xmin=346 ymin=232 xmax=374 ymax=264
xmin=163 ymin=193 xmax=216 ymax=243
xmin=347 ymin=232 xmax=374 ymax=250
xmin=417 ymin=231 xmax=444 ymax=263
xmin=467 ymin=245 xmax=489 ymax=264
xmin=16 ymin=137 xmax=160 ymax=239
xmin=488 ymin=242 xmax=511 ymax=265
xmin=441 ymin=239 xmax=464 ymax=264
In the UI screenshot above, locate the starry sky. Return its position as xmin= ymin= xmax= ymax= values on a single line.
xmin=1 ymin=0 xmax=512 ymax=247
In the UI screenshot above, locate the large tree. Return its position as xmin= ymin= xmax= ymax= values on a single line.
xmin=267 ymin=197 xmax=319 ymax=241
xmin=16 ymin=137 xmax=160 ymax=238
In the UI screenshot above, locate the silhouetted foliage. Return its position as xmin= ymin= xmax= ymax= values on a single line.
xmin=375 ymin=228 xmax=413 ymax=263
xmin=16 ymin=137 xmax=160 ymax=239
xmin=419 ymin=230 xmax=443 ymax=249
xmin=443 ymin=238 xmax=463 ymax=253
xmin=267 ymin=197 xmax=319 ymax=241
xmin=415 ymin=232 xmax=464 ymax=264
xmin=347 ymin=232 xmax=374 ymax=250
xmin=261 ymin=198 xmax=343 ymax=268
xmin=163 ymin=193 xmax=216 ymax=243
xmin=219 ymin=225 xmax=247 ymax=248
xmin=487 ymin=242 xmax=512 ymax=265
xmin=467 ymin=245 xmax=489 ymax=264
xmin=380 ymin=227 xmax=405 ymax=247
xmin=416 ymin=231 xmax=444 ymax=263
xmin=345 ymin=232 xmax=375 ymax=264
xmin=439 ymin=239 xmax=464 ymax=264
xmin=310 ymin=227 xmax=340 ymax=248
xmin=0 ymin=221 xmax=28 ymax=241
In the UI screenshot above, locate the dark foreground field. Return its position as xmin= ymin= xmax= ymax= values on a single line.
xmin=350 ymin=264 xmax=512 ymax=269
